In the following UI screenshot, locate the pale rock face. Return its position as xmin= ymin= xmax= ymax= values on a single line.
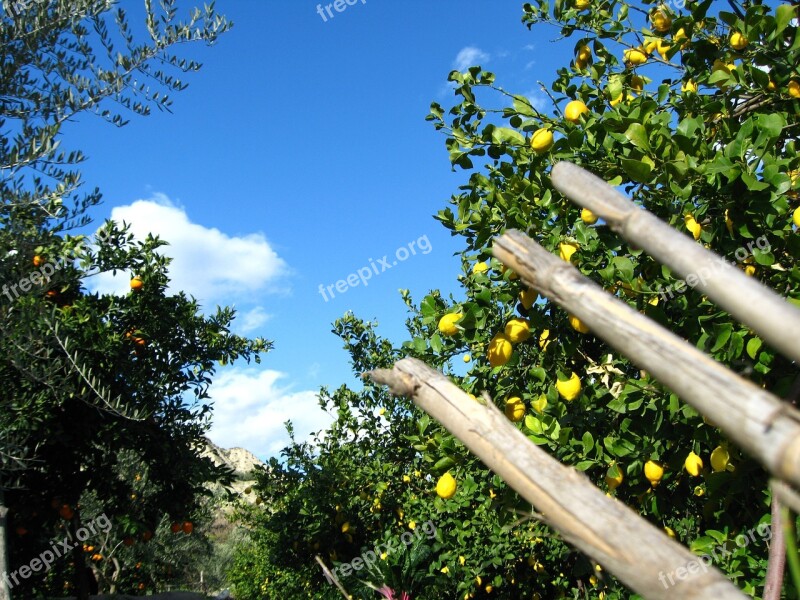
xmin=201 ymin=438 xmax=264 ymax=502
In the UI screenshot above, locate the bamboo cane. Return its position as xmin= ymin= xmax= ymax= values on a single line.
xmin=492 ymin=230 xmax=800 ymax=490
xmin=368 ymin=359 xmax=747 ymax=600
xmin=550 ymin=161 xmax=800 ymax=365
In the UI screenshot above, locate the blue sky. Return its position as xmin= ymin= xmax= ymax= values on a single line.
xmin=63 ymin=1 xmax=576 ymax=459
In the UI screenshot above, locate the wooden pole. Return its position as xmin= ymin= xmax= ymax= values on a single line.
xmin=550 ymin=161 xmax=800 ymax=365
xmin=368 ymin=359 xmax=747 ymax=600
xmin=492 ymin=230 xmax=800 ymax=490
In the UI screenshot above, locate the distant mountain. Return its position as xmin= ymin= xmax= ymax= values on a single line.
xmin=201 ymin=438 xmax=264 ymax=501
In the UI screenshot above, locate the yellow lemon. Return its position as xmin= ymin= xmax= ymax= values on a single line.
xmin=577 ymin=44 xmax=591 ymax=62
xmin=655 ymin=39 xmax=672 ymax=59
xmin=605 ymin=467 xmax=623 ymax=490
xmin=556 ymin=372 xmax=581 ymax=401
xmin=505 ymin=318 xmax=531 ymax=343
xmin=463 ymin=353 xmax=471 ymax=363
xmin=559 ymin=242 xmax=579 ymax=262
xmin=459 ymin=555 xmax=466 ymax=565
xmin=744 ymin=264 xmax=756 ymax=277
xmin=531 ymin=394 xmax=548 ymax=414
xmin=650 ymin=9 xmax=672 ymax=33
xmin=574 ymin=0 xmax=590 ymax=9
xmin=725 ymin=209 xmax=734 ymax=234
xmin=530 ymin=128 xmax=554 ymax=153
xmin=694 ymin=485 xmax=705 ymax=497
xmin=631 ymin=75 xmax=644 ymax=92
xmin=539 ymin=329 xmax=551 ymax=351
xmin=564 ymin=100 xmax=588 ymax=124
xmin=710 ymin=445 xmax=729 ymax=472
xmin=472 ymin=261 xmax=488 ymax=275
xmin=730 ymin=31 xmax=748 ymax=51
xmin=441 ymin=566 xmax=449 ymax=574
xmin=684 ymin=214 xmax=702 ymax=240
xmin=644 ymin=460 xmax=664 ymax=486
xmin=341 ymin=522 xmax=350 ymax=533
xmin=569 ymin=314 xmax=589 ymax=333
xmin=624 ymin=48 xmax=648 ymax=66
xmin=793 ymin=206 xmax=800 ymax=228
xmin=768 ymin=79 xmax=777 ymax=91
xmin=581 ymin=208 xmax=598 ymax=224
xmin=436 ymin=472 xmax=457 ymax=499
xmin=681 ymin=80 xmax=698 ymax=93
xmin=488 ymin=334 xmax=513 ymax=367
xmin=505 ymin=397 xmax=526 ymax=422
xmin=519 ymin=289 xmax=537 ymax=310
xmin=789 ymin=80 xmax=800 ymax=98
xmin=438 ymin=313 xmax=462 ymax=336
xmin=664 ymin=526 xmax=676 ymax=539
xmin=684 ymin=451 xmax=703 ymax=476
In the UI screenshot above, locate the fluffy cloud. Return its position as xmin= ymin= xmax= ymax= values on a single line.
xmin=453 ymin=46 xmax=490 ymax=71
xmin=206 ymin=367 xmax=334 ymax=460
xmin=90 ymin=194 xmax=287 ymax=307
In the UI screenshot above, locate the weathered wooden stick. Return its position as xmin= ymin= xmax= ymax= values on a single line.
xmin=367 ymin=358 xmax=746 ymax=600
xmin=493 ymin=230 xmax=800 ymax=490
xmin=550 ymin=161 xmax=800 ymax=365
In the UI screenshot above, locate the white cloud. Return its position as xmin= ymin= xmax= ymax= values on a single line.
xmin=236 ymin=306 xmax=272 ymax=334
xmin=521 ymin=88 xmax=550 ymax=112
xmin=89 ymin=194 xmax=287 ymax=306
xmin=206 ymin=367 xmax=334 ymax=460
xmin=453 ymin=46 xmax=489 ymax=71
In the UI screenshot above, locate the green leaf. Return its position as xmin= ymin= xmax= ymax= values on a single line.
xmin=529 ymin=366 xmax=546 ymax=382
xmin=491 ymin=127 xmax=526 ymax=146
xmin=582 ymin=431 xmax=594 ymax=455
xmin=711 ymin=323 xmax=733 ymax=352
xmin=621 ymin=158 xmax=653 ymax=183
xmin=624 ymin=123 xmax=651 ymax=152
xmin=433 ymin=456 xmax=455 ymax=471
xmin=513 ymin=94 xmax=538 ymax=117
xmin=746 ymin=337 xmax=762 ymax=360
xmin=775 ymin=4 xmax=796 ymax=35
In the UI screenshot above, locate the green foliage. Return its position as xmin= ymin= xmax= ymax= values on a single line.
xmin=0 ymin=0 xmax=273 ymax=596
xmin=235 ymin=1 xmax=800 ymax=598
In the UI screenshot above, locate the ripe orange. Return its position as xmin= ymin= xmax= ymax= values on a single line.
xmin=33 ymin=255 xmax=44 ymax=267
xmin=130 ymin=277 xmax=144 ymax=291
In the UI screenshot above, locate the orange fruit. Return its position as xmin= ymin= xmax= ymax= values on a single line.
xmin=33 ymin=255 xmax=44 ymax=267
xmin=130 ymin=277 xmax=144 ymax=291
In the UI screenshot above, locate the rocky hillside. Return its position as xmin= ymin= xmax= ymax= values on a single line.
xmin=201 ymin=438 xmax=263 ymax=501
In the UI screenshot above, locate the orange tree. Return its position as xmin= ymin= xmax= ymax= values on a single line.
xmin=0 ymin=1 xmax=270 ymax=598
xmin=234 ymin=1 xmax=800 ymax=599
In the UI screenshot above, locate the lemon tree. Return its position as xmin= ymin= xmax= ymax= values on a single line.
xmin=234 ymin=1 xmax=800 ymax=598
